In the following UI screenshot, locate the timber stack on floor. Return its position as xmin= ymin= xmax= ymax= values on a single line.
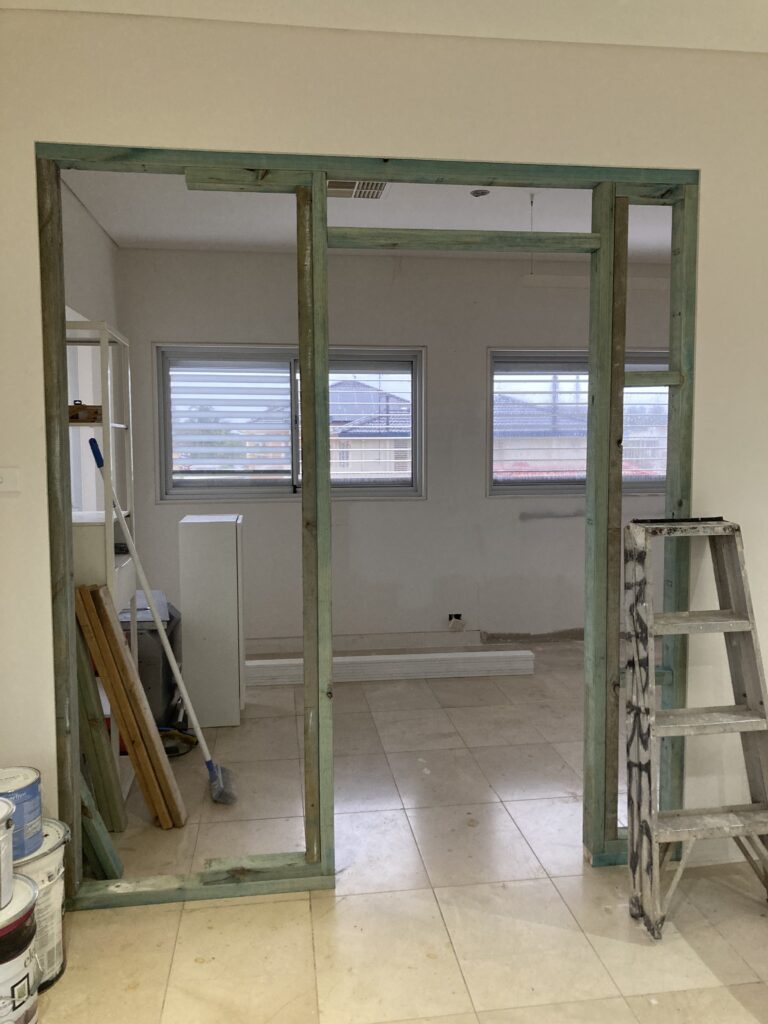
xmin=75 ymin=585 xmax=187 ymax=831
xmin=624 ymin=517 xmax=768 ymax=939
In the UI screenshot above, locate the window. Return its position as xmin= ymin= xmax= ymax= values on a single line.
xmin=158 ymin=346 xmax=423 ymax=498
xmin=490 ymin=351 xmax=668 ymax=493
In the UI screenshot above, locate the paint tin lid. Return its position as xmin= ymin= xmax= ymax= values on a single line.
xmin=0 ymin=768 xmax=40 ymax=793
xmin=0 ymin=876 xmax=38 ymax=935
xmin=14 ymin=819 xmax=70 ymax=866
xmin=0 ymin=798 xmax=13 ymax=827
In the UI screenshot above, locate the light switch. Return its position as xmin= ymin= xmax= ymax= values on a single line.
xmin=0 ymin=468 xmax=20 ymax=493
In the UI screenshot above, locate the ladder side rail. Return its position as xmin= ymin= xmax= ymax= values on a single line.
xmin=624 ymin=524 xmax=643 ymax=918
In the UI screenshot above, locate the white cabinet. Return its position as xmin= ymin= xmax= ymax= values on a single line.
xmin=178 ymin=515 xmax=245 ymax=728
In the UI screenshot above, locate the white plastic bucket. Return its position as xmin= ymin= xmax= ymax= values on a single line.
xmin=0 ymin=771 xmax=42 ymax=861
xmin=14 ymin=820 xmax=69 ymax=991
xmin=0 ymin=799 xmax=13 ymax=911
xmin=0 ymin=875 xmax=40 ymax=1024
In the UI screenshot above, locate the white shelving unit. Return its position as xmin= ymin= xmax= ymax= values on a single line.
xmin=67 ymin=320 xmax=137 ymax=797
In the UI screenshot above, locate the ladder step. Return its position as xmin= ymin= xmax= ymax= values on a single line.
xmin=631 ymin=518 xmax=738 ymax=538
xmin=653 ymin=610 xmax=752 ymax=635
xmin=655 ymin=705 xmax=768 ymax=737
xmin=656 ymin=805 xmax=768 ymax=842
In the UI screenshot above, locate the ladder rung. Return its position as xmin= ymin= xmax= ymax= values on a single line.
xmin=655 ymin=705 xmax=768 ymax=737
xmin=631 ymin=518 xmax=738 ymax=537
xmin=656 ymin=805 xmax=768 ymax=842
xmin=653 ymin=610 xmax=752 ymax=635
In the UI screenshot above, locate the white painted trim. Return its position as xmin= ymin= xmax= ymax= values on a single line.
xmin=246 ymin=628 xmax=484 ymax=656
xmin=246 ymin=648 xmax=534 ymax=685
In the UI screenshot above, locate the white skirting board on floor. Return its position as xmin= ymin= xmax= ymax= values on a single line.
xmin=246 ymin=648 xmax=534 ymax=686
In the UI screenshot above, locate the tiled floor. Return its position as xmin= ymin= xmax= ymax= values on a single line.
xmin=40 ymin=642 xmax=768 ymax=1022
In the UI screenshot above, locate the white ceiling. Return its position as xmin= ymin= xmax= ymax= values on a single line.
xmin=63 ymin=170 xmax=672 ymax=261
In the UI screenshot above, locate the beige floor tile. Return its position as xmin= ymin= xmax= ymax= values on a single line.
xmin=199 ymin=758 xmax=303 ymax=823
xmin=334 ymin=753 xmax=403 ymax=812
xmin=478 ymin=996 xmax=637 ymax=1022
xmin=554 ymin=869 xmax=754 ymax=996
xmin=436 ymin=879 xmax=618 ymax=1011
xmin=553 ymin=741 xmax=583 ymax=777
xmin=680 ymin=864 xmax=768 ymax=982
xmin=428 ymin=678 xmax=509 ymax=708
xmin=627 ymin=984 xmax=768 ymax=1023
xmin=388 ymin=1016 xmax=478 ymax=1024
xmin=471 ymin=745 xmax=582 ymax=801
xmin=244 ymin=683 xmax=297 ymax=718
xmin=296 ymin=711 xmax=385 ymax=756
xmin=192 ymin=815 xmax=304 ymax=871
xmin=162 ymin=899 xmax=317 ymax=1023
xmin=114 ymin=816 xmax=199 ymax=877
xmin=364 ymin=679 xmax=441 ymax=711
xmin=182 ymin=890 xmax=309 ymax=911
xmin=506 ymin=797 xmax=585 ymax=876
xmin=528 ymin=701 xmax=584 ymax=742
xmin=216 ymin=716 xmax=299 ymax=761
xmin=125 ymin=755 xmax=210 ymax=825
xmin=373 ymin=709 xmax=464 ymax=752
xmin=388 ymin=748 xmax=499 ymax=808
xmin=38 ymin=904 xmax=181 ymax=1024
xmin=494 ymin=676 xmax=572 ymax=704
xmin=312 ymin=888 xmax=473 ymax=1024
xmin=407 ymin=803 xmax=545 ymax=887
xmin=334 ymin=809 xmax=429 ymax=895
xmin=446 ymin=705 xmax=546 ymax=748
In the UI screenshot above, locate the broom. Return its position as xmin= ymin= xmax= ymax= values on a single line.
xmin=89 ymin=438 xmax=236 ymax=805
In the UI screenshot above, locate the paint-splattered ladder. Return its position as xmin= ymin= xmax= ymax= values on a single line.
xmin=624 ymin=517 xmax=768 ymax=939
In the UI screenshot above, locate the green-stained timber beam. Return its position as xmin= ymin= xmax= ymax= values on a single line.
xmin=185 ymin=167 xmax=312 ymax=193
xmin=35 ymin=142 xmax=698 ymax=191
xmin=661 ymin=184 xmax=699 ymax=813
xmin=296 ymin=175 xmax=335 ymax=874
xmin=625 ymin=370 xmax=684 ymax=388
xmin=37 ymin=158 xmax=82 ymax=897
xmin=583 ymin=182 xmax=616 ymax=863
xmin=328 ymin=227 xmax=600 ymax=254
xmin=603 ymin=196 xmax=629 ymax=840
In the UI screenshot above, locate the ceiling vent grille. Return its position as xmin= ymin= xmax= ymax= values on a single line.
xmin=327 ymin=179 xmax=388 ymax=199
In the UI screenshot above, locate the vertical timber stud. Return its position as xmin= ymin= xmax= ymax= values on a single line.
xmin=296 ymin=174 xmax=335 ymax=872
xmin=37 ymin=158 xmax=82 ymax=894
xmin=583 ymin=182 xmax=616 ymax=861
xmin=661 ymin=183 xmax=699 ymax=812
xmin=604 ymin=197 xmax=629 ymax=839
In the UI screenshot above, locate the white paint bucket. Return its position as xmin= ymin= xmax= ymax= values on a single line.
xmin=0 ymin=875 xmax=40 ymax=1024
xmin=0 ymin=800 xmax=13 ymax=911
xmin=14 ymin=820 xmax=69 ymax=991
xmin=0 ymin=771 xmax=42 ymax=862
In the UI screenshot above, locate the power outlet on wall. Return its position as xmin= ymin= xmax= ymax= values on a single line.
xmin=448 ymin=613 xmax=464 ymax=632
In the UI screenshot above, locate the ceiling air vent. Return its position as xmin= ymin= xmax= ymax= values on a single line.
xmin=327 ymin=179 xmax=388 ymax=199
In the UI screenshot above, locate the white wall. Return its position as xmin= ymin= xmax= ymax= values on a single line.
xmin=61 ymin=182 xmax=119 ymax=324
xmin=117 ymin=247 xmax=666 ymax=641
xmin=1 ymin=8 xmax=767 ymax=817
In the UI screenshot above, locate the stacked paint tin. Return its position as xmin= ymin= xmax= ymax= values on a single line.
xmin=0 ymin=767 xmax=71 ymax=1020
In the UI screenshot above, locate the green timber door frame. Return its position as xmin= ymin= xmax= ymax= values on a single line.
xmin=35 ymin=143 xmax=697 ymax=906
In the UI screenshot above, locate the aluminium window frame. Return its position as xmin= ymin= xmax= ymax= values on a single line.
xmin=156 ymin=343 xmax=425 ymax=500
xmin=488 ymin=348 xmax=670 ymax=497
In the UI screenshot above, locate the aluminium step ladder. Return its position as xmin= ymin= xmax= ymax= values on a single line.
xmin=624 ymin=517 xmax=768 ymax=939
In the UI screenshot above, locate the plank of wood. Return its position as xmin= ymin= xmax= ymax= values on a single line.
xmin=92 ymin=587 xmax=187 ymax=828
xmin=327 ymin=227 xmax=601 ymax=253
xmin=653 ymin=610 xmax=751 ymax=635
xmin=37 ymin=156 xmax=82 ymax=896
xmin=80 ymin=773 xmax=123 ymax=880
xmin=77 ymin=627 xmax=127 ymax=833
xmin=75 ymin=587 xmax=173 ymax=829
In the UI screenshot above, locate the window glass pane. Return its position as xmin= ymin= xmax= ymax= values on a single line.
xmin=327 ymin=362 xmax=414 ymax=484
xmin=168 ymin=357 xmax=293 ymax=485
xmin=492 ymin=357 xmax=668 ymax=487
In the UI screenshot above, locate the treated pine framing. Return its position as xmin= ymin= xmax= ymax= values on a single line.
xmin=37 ymin=142 xmax=697 ymax=905
xmin=35 ymin=143 xmax=698 ymax=191
xmin=37 ymin=158 xmax=82 ymax=897
xmin=661 ymin=183 xmax=699 ymax=814
xmin=603 ymin=197 xmax=629 ymax=839
xmin=583 ymin=182 xmax=617 ymax=862
xmin=327 ymin=227 xmax=601 ymax=254
xmin=625 ymin=370 xmax=683 ymax=388
xmin=296 ymin=174 xmax=335 ymax=872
